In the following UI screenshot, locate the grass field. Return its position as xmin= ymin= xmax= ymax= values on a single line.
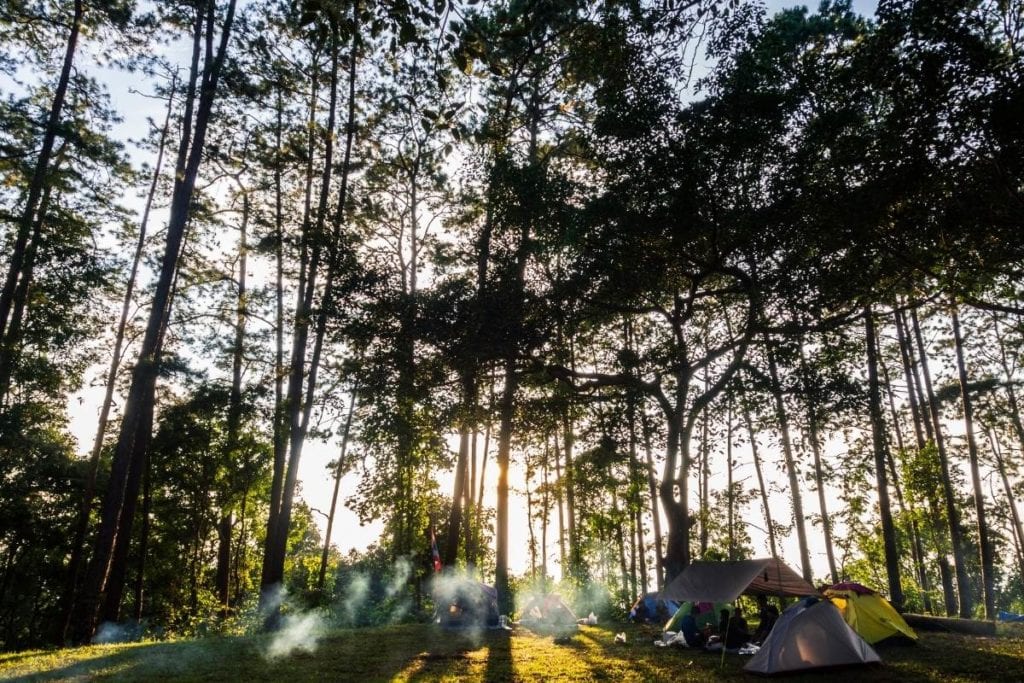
xmin=1 ymin=622 xmax=1023 ymax=681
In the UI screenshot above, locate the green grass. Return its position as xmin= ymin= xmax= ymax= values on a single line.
xmin=1 ymin=622 xmax=1022 ymax=681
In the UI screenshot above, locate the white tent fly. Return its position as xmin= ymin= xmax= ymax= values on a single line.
xmin=745 ymin=597 xmax=881 ymax=675
xmin=660 ymin=558 xmax=817 ymax=603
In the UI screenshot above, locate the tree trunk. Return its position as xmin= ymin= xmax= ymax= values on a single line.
xmin=132 ymin=456 xmax=152 ymax=623
xmin=951 ymin=308 xmax=995 ymax=619
xmin=764 ymin=336 xmax=812 ymax=581
xmin=988 ymin=429 xmax=1024 ymax=581
xmin=640 ymin=409 xmax=665 ymax=588
xmin=911 ymin=306 xmax=973 ymax=617
xmin=878 ymin=332 xmax=933 ymax=613
xmin=73 ymin=0 xmax=238 ymax=641
xmin=317 ymin=393 xmax=357 ymax=595
xmin=800 ymin=347 xmax=838 ymax=583
xmin=897 ymin=307 xmax=955 ymax=614
xmin=0 ymin=0 xmax=83 ymax=342
xmin=738 ymin=375 xmax=778 ymax=559
xmin=444 ymin=374 xmax=476 ymax=565
xmin=263 ymin=10 xmax=360 ymax=601
xmin=864 ymin=307 xmax=904 ymax=610
xmin=59 ymin=73 xmax=175 ymax=642
xmin=216 ymin=514 xmax=232 ymax=619
xmin=495 ymin=356 xmax=517 ymax=613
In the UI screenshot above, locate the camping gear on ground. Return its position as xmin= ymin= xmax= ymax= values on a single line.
xmin=660 ymin=558 xmax=818 ymax=603
xmin=744 ymin=597 xmax=881 ymax=675
xmin=434 ymin=580 xmax=499 ymax=629
xmin=519 ymin=593 xmax=579 ymax=638
xmin=825 ymin=582 xmax=917 ymax=644
xmin=664 ymin=601 xmax=732 ymax=634
xmin=629 ymin=592 xmax=680 ymax=623
xmin=998 ymin=610 xmax=1024 ymax=623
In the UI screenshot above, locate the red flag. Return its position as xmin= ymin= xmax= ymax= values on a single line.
xmin=430 ymin=526 xmax=442 ymax=573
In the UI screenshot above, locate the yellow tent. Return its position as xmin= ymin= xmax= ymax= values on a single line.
xmin=825 ymin=582 xmax=917 ymax=644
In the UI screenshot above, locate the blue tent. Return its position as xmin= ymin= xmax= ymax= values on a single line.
xmin=629 ymin=592 xmax=680 ymax=624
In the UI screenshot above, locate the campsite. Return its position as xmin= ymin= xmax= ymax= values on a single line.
xmin=2 ymin=0 xmax=1024 ymax=679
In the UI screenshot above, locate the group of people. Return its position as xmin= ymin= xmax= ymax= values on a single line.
xmin=676 ymin=601 xmax=780 ymax=651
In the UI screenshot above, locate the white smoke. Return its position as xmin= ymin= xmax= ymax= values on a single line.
xmin=92 ymin=620 xmax=142 ymax=644
xmin=342 ymin=573 xmax=370 ymax=625
xmin=266 ymin=611 xmax=326 ymax=660
xmin=386 ymin=558 xmax=412 ymax=622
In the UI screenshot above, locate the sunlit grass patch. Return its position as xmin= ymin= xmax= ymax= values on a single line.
xmin=1 ymin=621 xmax=1023 ymax=681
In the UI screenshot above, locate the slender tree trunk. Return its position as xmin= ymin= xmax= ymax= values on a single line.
xmin=764 ymin=336 xmax=812 ymax=582
xmin=879 ymin=333 xmax=932 ymax=612
xmin=726 ymin=394 xmax=736 ymax=561
xmin=698 ymin=385 xmax=709 ymax=557
xmin=801 ymin=373 xmax=837 ymax=581
xmin=263 ymin=11 xmax=360 ymax=599
xmin=640 ymin=409 xmax=665 ymax=588
xmin=495 ymin=356 xmax=517 ymax=613
xmin=216 ymin=514 xmax=232 ymax=619
xmin=738 ymin=376 xmax=778 ymax=558
xmin=73 ymin=0 xmax=238 ymax=640
xmin=59 ymin=75 xmax=176 ymax=641
xmin=993 ymin=316 xmax=1024 ymax=457
xmin=0 ymin=177 xmax=52 ymax=401
xmin=988 ymin=429 xmax=1024 ymax=581
xmin=951 ymin=308 xmax=995 ymax=619
xmin=445 ymin=374 xmax=476 ymax=565
xmin=541 ymin=444 xmax=549 ymax=582
xmin=897 ymin=307 xmax=954 ymax=613
xmin=864 ymin=307 xmax=904 ymax=610
xmin=912 ymin=306 xmax=973 ymax=617
xmin=552 ymin=430 xmax=567 ymax=577
xmin=132 ymin=457 xmax=152 ymax=622
xmin=317 ymin=393 xmax=357 ymax=594
xmin=0 ymin=0 xmax=83 ymax=342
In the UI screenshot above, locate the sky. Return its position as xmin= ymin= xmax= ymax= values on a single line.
xmin=57 ymin=0 xmax=883 ymax=586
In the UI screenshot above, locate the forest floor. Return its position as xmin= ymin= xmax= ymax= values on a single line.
xmin=1 ymin=621 xmax=1023 ymax=682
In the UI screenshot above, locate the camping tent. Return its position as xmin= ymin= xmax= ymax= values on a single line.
xmin=744 ymin=597 xmax=881 ymax=675
xmin=660 ymin=558 xmax=817 ymax=603
xmin=629 ymin=592 xmax=680 ymax=624
xmin=435 ymin=580 xmax=499 ymax=629
xmin=519 ymin=593 xmax=578 ymax=637
xmin=664 ymin=600 xmax=731 ymax=633
xmin=825 ymin=582 xmax=917 ymax=644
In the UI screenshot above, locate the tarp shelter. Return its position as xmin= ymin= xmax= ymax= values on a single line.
xmin=825 ymin=582 xmax=917 ymax=644
xmin=435 ymin=580 xmax=499 ymax=629
xmin=660 ymin=558 xmax=817 ymax=603
xmin=664 ymin=601 xmax=732 ymax=633
xmin=745 ymin=597 xmax=881 ymax=675
xmin=629 ymin=592 xmax=679 ymax=624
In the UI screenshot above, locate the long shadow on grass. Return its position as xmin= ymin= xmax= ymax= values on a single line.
xmin=482 ymin=629 xmax=513 ymax=683
xmin=3 ymin=637 xmax=248 ymax=682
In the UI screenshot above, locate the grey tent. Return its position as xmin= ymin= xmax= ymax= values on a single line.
xmin=745 ymin=597 xmax=881 ymax=675
xmin=660 ymin=558 xmax=816 ymax=603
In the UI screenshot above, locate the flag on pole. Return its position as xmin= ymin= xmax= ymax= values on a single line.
xmin=430 ymin=525 xmax=442 ymax=573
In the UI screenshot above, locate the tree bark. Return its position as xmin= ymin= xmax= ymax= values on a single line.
xmin=951 ymin=308 xmax=995 ymax=619
xmin=911 ymin=306 xmax=973 ymax=617
xmin=73 ymin=0 xmax=238 ymax=641
xmin=0 ymin=0 xmax=83 ymax=342
xmin=59 ymin=73 xmax=176 ymax=642
xmin=897 ymin=307 xmax=955 ymax=614
xmin=764 ymin=335 xmax=812 ymax=582
xmin=864 ymin=307 xmax=904 ymax=610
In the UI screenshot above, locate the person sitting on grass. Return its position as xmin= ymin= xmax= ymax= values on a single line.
xmin=752 ymin=604 xmax=779 ymax=645
xmin=679 ymin=605 xmax=705 ymax=647
xmin=724 ymin=607 xmax=752 ymax=649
